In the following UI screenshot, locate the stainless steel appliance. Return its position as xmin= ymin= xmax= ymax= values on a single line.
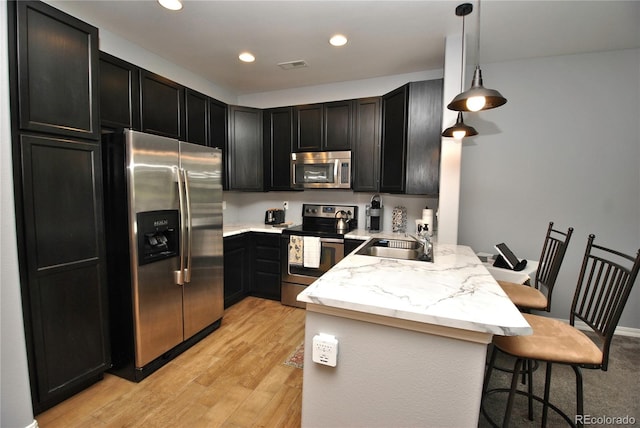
xmin=281 ymin=204 xmax=358 ymax=308
xmin=366 ymin=194 xmax=383 ymax=231
xmin=265 ymin=208 xmax=285 ymax=225
xmin=102 ymin=130 xmax=223 ymax=381
xmin=291 ymin=151 xmax=351 ymax=189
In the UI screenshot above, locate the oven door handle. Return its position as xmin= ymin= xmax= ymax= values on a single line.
xmin=319 ymin=237 xmax=344 ymax=244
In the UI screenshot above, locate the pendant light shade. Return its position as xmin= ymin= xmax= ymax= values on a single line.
xmin=442 ymin=112 xmax=478 ymax=139
xmin=447 ymin=0 xmax=507 ymax=112
xmin=447 ymin=67 xmax=507 ymax=112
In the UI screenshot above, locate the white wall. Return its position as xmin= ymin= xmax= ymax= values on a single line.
xmin=458 ymin=49 xmax=640 ymax=329
xmin=97 ymin=28 xmax=238 ymax=105
xmin=0 ymin=2 xmax=37 ymax=427
xmin=224 ymin=190 xmax=438 ymax=235
xmin=237 ymin=69 xmax=442 ymax=108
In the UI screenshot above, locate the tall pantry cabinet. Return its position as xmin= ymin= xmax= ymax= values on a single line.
xmin=8 ymin=0 xmax=110 ymax=414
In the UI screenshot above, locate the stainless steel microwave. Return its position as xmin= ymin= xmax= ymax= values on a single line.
xmin=291 ymin=151 xmax=351 ymax=189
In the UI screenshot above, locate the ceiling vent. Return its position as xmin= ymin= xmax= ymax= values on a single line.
xmin=277 ymin=60 xmax=308 ymax=70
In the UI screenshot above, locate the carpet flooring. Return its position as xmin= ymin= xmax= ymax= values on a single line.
xmin=479 ymin=333 xmax=640 ymax=427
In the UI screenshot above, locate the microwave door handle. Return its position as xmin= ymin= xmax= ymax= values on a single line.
xmin=183 ymin=169 xmax=192 ymax=283
xmin=174 ymin=167 xmax=185 ymax=286
xmin=334 ymin=159 xmax=339 ymax=184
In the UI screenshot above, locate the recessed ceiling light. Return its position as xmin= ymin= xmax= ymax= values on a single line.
xmin=158 ymin=0 xmax=182 ymax=11
xmin=239 ymin=52 xmax=256 ymax=63
xmin=329 ymin=34 xmax=348 ymax=47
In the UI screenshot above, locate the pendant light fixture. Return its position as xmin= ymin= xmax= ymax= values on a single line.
xmin=442 ymin=112 xmax=478 ymax=138
xmin=447 ymin=0 xmax=507 ymax=112
xmin=442 ymin=3 xmax=478 ymax=139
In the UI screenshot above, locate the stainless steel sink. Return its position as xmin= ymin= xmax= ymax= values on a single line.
xmin=355 ymin=238 xmax=432 ymax=262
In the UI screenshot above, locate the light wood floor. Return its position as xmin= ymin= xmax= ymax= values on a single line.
xmin=36 ymin=297 xmax=306 ymax=428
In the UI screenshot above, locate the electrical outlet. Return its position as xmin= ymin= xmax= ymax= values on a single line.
xmin=222 ymin=201 xmax=226 ymax=210
xmin=283 ymin=201 xmax=289 ymax=210
xmin=312 ymin=333 xmax=338 ymax=367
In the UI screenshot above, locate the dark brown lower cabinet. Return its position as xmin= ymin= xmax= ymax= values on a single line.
xmin=223 ymin=233 xmax=282 ymax=307
xmin=252 ymin=233 xmax=281 ymax=301
xmin=345 ymin=238 xmax=366 ymax=256
xmin=18 ymin=134 xmax=110 ymax=413
xmin=223 ymin=234 xmax=251 ymax=308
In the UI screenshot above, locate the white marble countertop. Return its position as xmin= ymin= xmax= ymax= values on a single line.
xmin=223 ymin=223 xmax=289 ymax=237
xmin=297 ymin=240 xmax=532 ymax=337
xmin=223 ymin=225 xmax=388 ymax=239
xmin=223 ymin=224 xmax=400 ymax=240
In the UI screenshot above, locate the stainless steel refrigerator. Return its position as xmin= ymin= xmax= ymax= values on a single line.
xmin=102 ymin=129 xmax=223 ymax=381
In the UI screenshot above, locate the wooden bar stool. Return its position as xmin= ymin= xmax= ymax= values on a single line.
xmin=483 ymin=235 xmax=640 ymax=428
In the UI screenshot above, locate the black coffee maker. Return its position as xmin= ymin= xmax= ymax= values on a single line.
xmin=365 ymin=194 xmax=383 ymax=232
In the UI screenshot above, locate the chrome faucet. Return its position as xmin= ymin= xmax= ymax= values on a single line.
xmin=408 ymin=224 xmax=433 ymax=261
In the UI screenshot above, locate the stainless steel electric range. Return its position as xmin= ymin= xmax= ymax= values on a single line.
xmin=281 ymin=204 xmax=358 ymax=308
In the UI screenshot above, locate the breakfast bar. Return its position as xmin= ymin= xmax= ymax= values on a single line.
xmin=297 ymin=238 xmax=532 ymax=427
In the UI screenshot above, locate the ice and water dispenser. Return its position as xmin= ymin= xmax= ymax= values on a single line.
xmin=136 ymin=210 xmax=179 ymax=265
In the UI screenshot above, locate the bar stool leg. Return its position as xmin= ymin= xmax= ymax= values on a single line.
xmin=542 ymin=362 xmax=553 ymax=427
xmin=527 ymin=359 xmax=534 ymax=420
xmin=483 ymin=346 xmax=498 ymax=396
xmin=573 ymin=365 xmax=584 ymax=428
xmin=503 ymin=358 xmax=524 ymax=428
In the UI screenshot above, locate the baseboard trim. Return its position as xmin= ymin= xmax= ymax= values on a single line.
xmin=27 ymin=419 xmax=39 ymax=428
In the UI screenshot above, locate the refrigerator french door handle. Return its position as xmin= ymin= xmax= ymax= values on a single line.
xmin=174 ymin=166 xmax=186 ymax=286
xmin=183 ymin=169 xmax=193 ymax=283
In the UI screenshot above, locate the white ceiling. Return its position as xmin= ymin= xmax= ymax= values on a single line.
xmin=48 ymin=0 xmax=640 ymax=96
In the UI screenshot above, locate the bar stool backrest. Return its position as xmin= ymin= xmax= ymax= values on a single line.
xmin=570 ymin=234 xmax=640 ymax=370
xmin=534 ymin=222 xmax=574 ymax=311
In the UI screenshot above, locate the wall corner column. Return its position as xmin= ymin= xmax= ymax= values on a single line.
xmin=437 ymin=34 xmax=464 ymax=245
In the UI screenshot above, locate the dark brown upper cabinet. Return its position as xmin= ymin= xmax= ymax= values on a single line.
xmin=227 ymin=105 xmax=263 ymax=191
xmin=16 ymin=1 xmax=100 ymax=140
xmin=380 ymin=80 xmax=443 ymax=195
xmin=139 ymin=70 xmax=185 ymax=139
xmin=352 ymin=97 xmax=381 ymax=192
xmin=99 ymin=52 xmax=140 ymax=131
xmin=293 ymin=103 xmax=323 ymax=151
xmin=263 ymin=107 xmax=295 ymax=191
xmin=293 ymin=100 xmax=354 ymax=152
xmin=209 ymin=97 xmax=227 ymax=150
xmin=185 ymin=89 xmax=209 ymax=146
xmin=323 ymin=100 xmax=354 ymax=151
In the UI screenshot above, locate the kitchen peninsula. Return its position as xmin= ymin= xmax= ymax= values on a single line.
xmin=297 ymin=237 xmax=531 ymax=427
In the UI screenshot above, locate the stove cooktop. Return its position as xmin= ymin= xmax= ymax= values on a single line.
xmin=282 ymin=203 xmax=359 ymax=238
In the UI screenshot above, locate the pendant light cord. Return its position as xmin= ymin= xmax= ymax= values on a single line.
xmin=460 ymin=13 xmax=465 ymax=92
xmin=476 ymin=0 xmax=481 ymax=67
